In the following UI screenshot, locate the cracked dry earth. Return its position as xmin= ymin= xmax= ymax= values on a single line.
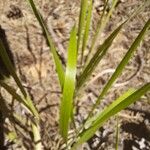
xmin=0 ymin=0 xmax=150 ymax=149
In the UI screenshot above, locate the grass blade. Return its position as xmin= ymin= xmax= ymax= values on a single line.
xmin=77 ymin=0 xmax=88 ymax=52
xmin=85 ymin=0 xmax=118 ymax=64
xmin=77 ymin=22 xmax=125 ymax=90
xmin=0 ymin=39 xmax=27 ymax=97
xmin=0 ymin=80 xmax=38 ymax=118
xmin=27 ymin=0 xmax=65 ymax=89
xmin=72 ymin=83 xmax=150 ymax=149
xmin=0 ymin=32 xmax=39 ymax=119
xmin=81 ymin=0 xmax=93 ymax=65
xmin=85 ymin=0 xmax=150 ymax=65
xmin=59 ymin=26 xmax=77 ymax=141
xmin=87 ymin=18 xmax=150 ymax=116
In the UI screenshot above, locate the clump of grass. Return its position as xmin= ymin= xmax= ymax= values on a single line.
xmin=0 ymin=0 xmax=150 ymax=149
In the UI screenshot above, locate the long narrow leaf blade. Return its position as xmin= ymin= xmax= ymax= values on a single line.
xmin=72 ymin=83 xmax=150 ymax=149
xmin=27 ymin=0 xmax=65 ymax=89
xmin=59 ymin=26 xmax=77 ymax=141
xmin=85 ymin=0 xmax=149 ymax=65
xmin=0 ymin=39 xmax=27 ymax=97
xmin=85 ymin=0 xmax=118 ymax=63
xmin=90 ymin=18 xmax=150 ymax=111
xmin=0 ymin=40 xmax=39 ymax=119
xmin=81 ymin=0 xmax=93 ymax=65
xmin=77 ymin=22 xmax=125 ymax=90
xmin=0 ymin=80 xmax=33 ymax=116
xmin=77 ymin=0 xmax=88 ymax=52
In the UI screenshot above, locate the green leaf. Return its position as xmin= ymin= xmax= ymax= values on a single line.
xmin=88 ymin=18 xmax=150 ymax=114
xmin=72 ymin=83 xmax=150 ymax=149
xmin=0 ymin=39 xmax=27 ymax=97
xmin=27 ymin=0 xmax=65 ymax=89
xmin=0 ymin=80 xmax=38 ymax=118
xmin=78 ymin=0 xmax=150 ymax=89
xmin=85 ymin=0 xmax=150 ymax=65
xmin=81 ymin=0 xmax=93 ymax=65
xmin=77 ymin=22 xmax=125 ymax=90
xmin=59 ymin=26 xmax=77 ymax=141
xmin=85 ymin=0 xmax=118 ymax=64
xmin=0 ymin=40 xmax=39 ymax=118
xmin=77 ymin=0 xmax=88 ymax=52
